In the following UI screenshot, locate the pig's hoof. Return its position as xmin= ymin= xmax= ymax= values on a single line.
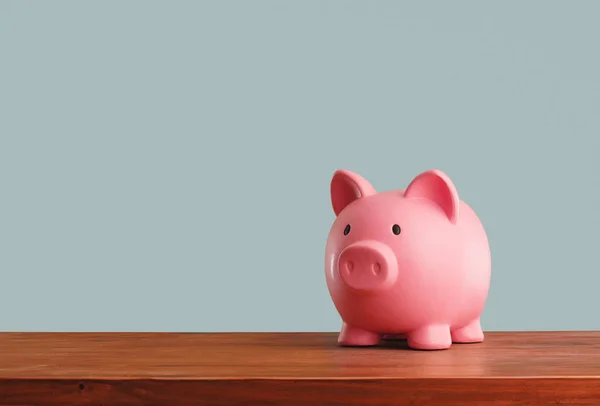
xmin=407 ymin=324 xmax=452 ymax=350
xmin=451 ymin=319 xmax=484 ymax=343
xmin=338 ymin=324 xmax=381 ymax=346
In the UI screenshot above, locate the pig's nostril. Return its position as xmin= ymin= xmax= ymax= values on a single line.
xmin=372 ymin=262 xmax=381 ymax=275
xmin=346 ymin=261 xmax=354 ymax=273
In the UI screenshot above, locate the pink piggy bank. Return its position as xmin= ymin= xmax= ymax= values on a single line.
xmin=325 ymin=169 xmax=491 ymax=350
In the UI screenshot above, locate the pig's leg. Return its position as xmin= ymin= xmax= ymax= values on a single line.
xmin=406 ymin=324 xmax=452 ymax=350
xmin=451 ymin=318 xmax=484 ymax=343
xmin=338 ymin=323 xmax=381 ymax=346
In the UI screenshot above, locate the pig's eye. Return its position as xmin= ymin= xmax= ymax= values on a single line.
xmin=392 ymin=224 xmax=401 ymax=235
xmin=343 ymin=224 xmax=351 ymax=236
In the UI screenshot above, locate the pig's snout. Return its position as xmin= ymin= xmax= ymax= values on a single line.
xmin=338 ymin=240 xmax=398 ymax=292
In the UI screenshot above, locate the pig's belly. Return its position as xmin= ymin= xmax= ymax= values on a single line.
xmin=332 ymin=294 xmax=420 ymax=333
xmin=332 ymin=292 xmax=484 ymax=334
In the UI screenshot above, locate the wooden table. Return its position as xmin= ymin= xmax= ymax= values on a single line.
xmin=1 ymin=332 xmax=600 ymax=405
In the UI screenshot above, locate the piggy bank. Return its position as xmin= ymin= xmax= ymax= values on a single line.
xmin=325 ymin=169 xmax=491 ymax=350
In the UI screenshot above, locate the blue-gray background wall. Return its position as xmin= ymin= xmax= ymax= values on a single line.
xmin=1 ymin=1 xmax=598 ymax=332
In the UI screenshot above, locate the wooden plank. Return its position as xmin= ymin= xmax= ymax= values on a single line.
xmin=1 ymin=332 xmax=600 ymax=405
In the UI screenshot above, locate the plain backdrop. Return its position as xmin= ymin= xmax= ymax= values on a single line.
xmin=1 ymin=1 xmax=598 ymax=332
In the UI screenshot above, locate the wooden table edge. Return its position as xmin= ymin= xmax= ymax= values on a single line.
xmin=2 ymin=377 xmax=600 ymax=406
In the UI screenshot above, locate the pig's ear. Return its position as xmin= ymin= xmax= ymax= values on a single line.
xmin=404 ymin=169 xmax=459 ymax=224
xmin=330 ymin=169 xmax=376 ymax=216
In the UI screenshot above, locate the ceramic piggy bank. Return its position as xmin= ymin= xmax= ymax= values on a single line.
xmin=325 ymin=169 xmax=491 ymax=350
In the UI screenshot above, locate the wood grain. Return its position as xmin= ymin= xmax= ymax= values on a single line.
xmin=1 ymin=332 xmax=600 ymax=405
